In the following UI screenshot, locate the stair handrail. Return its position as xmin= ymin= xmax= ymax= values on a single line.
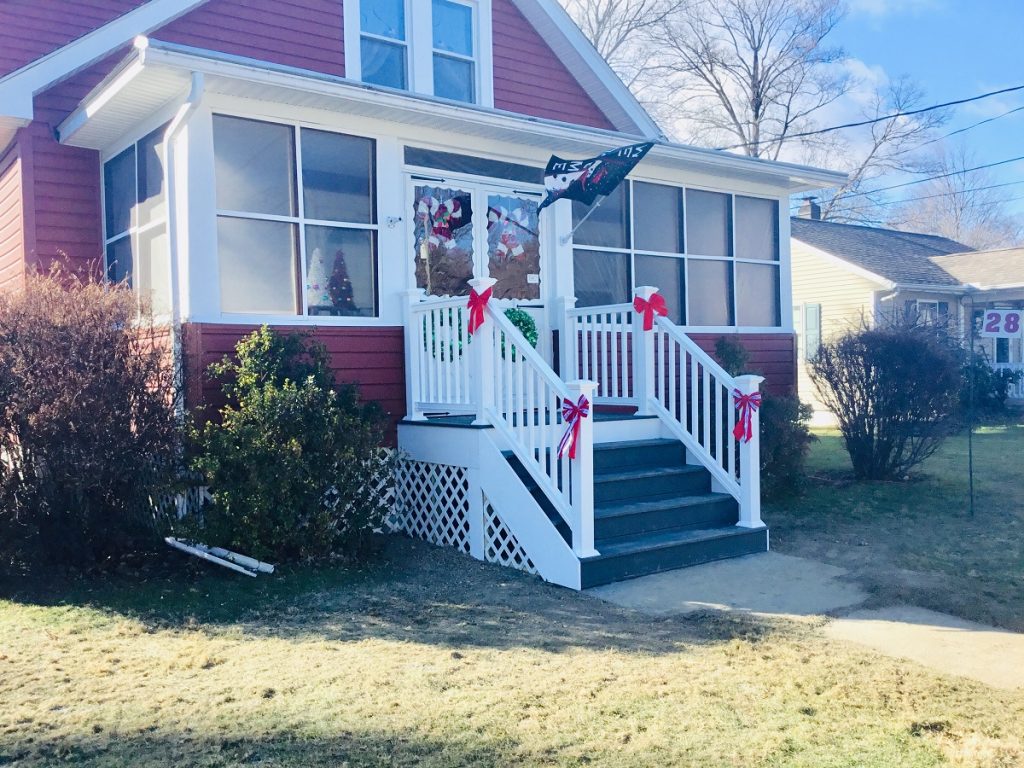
xmin=470 ymin=278 xmax=598 ymax=557
xmin=633 ymin=286 xmax=764 ymax=529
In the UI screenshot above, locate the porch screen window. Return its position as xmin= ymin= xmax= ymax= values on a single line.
xmin=213 ymin=115 xmax=378 ymax=317
xmin=432 ymin=0 xmax=476 ymax=103
xmin=361 ymin=0 xmax=408 ymax=90
xmin=572 ymin=181 xmax=782 ymax=329
xmin=102 ymin=124 xmax=171 ymax=315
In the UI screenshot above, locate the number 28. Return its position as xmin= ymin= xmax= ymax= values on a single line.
xmin=985 ymin=311 xmax=1021 ymax=334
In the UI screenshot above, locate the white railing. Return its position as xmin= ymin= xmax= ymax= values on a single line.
xmin=994 ymin=362 xmax=1024 ymax=399
xmin=565 ymin=302 xmax=637 ymax=405
xmin=404 ymin=290 xmax=475 ymax=419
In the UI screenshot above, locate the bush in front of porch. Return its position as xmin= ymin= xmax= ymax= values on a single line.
xmin=187 ymin=326 xmax=395 ymax=562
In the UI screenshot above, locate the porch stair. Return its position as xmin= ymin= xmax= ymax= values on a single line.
xmin=507 ymin=435 xmax=768 ymax=588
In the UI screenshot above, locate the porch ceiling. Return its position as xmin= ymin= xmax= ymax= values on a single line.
xmin=58 ymin=39 xmax=847 ymax=193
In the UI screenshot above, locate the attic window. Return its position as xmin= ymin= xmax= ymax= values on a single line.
xmin=360 ymin=0 xmax=408 ymax=90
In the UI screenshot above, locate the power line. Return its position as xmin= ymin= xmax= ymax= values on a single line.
xmin=916 ymin=104 xmax=1024 ymax=149
xmin=835 ymin=154 xmax=1024 ymax=201
xmin=816 ymin=180 xmax=1024 ymax=215
xmin=716 ymin=83 xmax=1024 ymax=151
xmin=829 ymin=192 xmax=1024 ymax=220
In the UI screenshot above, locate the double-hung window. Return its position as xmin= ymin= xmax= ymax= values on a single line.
xmin=213 ymin=115 xmax=378 ymax=318
xmin=572 ymin=182 xmax=782 ymax=328
xmin=432 ymin=0 xmax=476 ymax=102
xmin=360 ymin=0 xmax=408 ymax=90
xmin=102 ymin=125 xmax=171 ymax=314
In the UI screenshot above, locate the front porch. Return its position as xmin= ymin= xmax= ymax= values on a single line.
xmin=391 ymin=280 xmax=767 ymax=590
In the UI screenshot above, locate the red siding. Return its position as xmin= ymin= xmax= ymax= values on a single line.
xmin=156 ymin=0 xmax=346 ymax=77
xmin=0 ymin=0 xmax=144 ymax=76
xmin=0 ymin=142 xmax=26 ymax=294
xmin=182 ymin=323 xmax=406 ymax=439
xmin=492 ymin=0 xmax=614 ymax=129
xmin=689 ymin=332 xmax=798 ymax=397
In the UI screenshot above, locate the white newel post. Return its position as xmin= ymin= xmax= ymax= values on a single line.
xmin=566 ymin=379 xmax=599 ymax=557
xmin=555 ymin=294 xmax=577 ymax=380
xmin=632 ymin=286 xmax=659 ymax=415
xmin=735 ymin=374 xmax=765 ymax=528
xmin=403 ymin=288 xmax=427 ymax=420
xmin=469 ymin=277 xmax=498 ymax=425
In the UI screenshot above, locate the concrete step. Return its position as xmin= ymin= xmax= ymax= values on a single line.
xmin=595 ymin=493 xmax=737 ymax=541
xmin=581 ymin=525 xmax=768 ymax=588
xmin=593 ymin=438 xmax=685 ymax=472
xmin=594 ymin=464 xmax=710 ymax=504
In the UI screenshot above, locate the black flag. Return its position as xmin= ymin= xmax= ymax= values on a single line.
xmin=538 ymin=141 xmax=654 ymax=211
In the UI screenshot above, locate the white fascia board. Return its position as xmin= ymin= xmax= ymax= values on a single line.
xmin=792 ymin=238 xmax=894 ymax=288
xmin=64 ymin=40 xmax=843 ymax=193
xmin=510 ymin=0 xmax=662 ymax=138
xmin=0 ymin=0 xmax=209 ymax=121
xmin=891 ymin=283 xmax=969 ymax=295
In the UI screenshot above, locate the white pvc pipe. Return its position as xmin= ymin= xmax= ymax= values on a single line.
xmin=165 ymin=537 xmax=257 ymax=577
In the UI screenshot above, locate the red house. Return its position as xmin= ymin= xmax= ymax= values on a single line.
xmin=0 ymin=0 xmax=844 ymax=589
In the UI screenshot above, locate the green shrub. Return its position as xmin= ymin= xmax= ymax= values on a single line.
xmin=189 ymin=326 xmax=394 ymax=562
xmin=714 ymin=336 xmax=815 ymax=499
xmin=0 ymin=271 xmax=181 ymax=571
xmin=961 ymin=354 xmax=1021 ymax=417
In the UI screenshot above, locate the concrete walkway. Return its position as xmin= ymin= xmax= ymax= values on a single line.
xmin=588 ymin=553 xmax=1024 ymax=690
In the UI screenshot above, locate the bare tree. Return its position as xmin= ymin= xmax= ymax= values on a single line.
xmin=651 ymin=0 xmax=848 ymax=160
xmin=886 ymin=145 xmax=1024 ymax=249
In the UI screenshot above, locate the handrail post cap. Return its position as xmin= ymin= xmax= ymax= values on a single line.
xmin=468 ymin=276 xmax=498 ymax=292
xmin=634 ymin=285 xmax=659 ymax=301
xmin=734 ymin=374 xmax=765 ymax=392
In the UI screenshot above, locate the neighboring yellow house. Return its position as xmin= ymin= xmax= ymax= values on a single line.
xmin=790 ymin=205 xmax=1024 ymax=422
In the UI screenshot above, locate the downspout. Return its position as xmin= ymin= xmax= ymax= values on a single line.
xmin=162 ymin=71 xmax=204 ymax=420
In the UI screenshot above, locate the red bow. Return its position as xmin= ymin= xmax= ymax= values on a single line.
xmin=557 ymin=395 xmax=590 ymax=460
xmin=466 ymin=287 xmax=492 ymax=335
xmin=732 ymin=390 xmax=762 ymax=443
xmin=633 ymin=293 xmax=668 ymax=331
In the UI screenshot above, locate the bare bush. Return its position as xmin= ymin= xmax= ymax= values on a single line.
xmin=0 ymin=270 xmax=181 ymax=571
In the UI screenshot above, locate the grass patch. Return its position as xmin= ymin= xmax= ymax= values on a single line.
xmin=765 ymin=422 xmax=1024 ymax=631
xmin=2 ymin=538 xmax=1023 ymax=766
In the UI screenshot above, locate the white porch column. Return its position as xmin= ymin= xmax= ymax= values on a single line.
xmin=566 ymin=379 xmax=599 ymax=557
xmin=403 ymin=288 xmax=427 ymax=421
xmin=555 ymin=294 xmax=577 ymax=380
xmin=632 ymin=285 xmax=659 ymax=416
xmin=469 ymin=277 xmax=498 ymax=425
xmin=735 ymin=374 xmax=765 ymax=529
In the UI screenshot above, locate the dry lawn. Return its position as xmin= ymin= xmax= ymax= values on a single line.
xmin=1 ymin=535 xmax=1022 ymax=767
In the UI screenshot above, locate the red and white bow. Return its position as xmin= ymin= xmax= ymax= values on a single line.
xmin=466 ymin=286 xmax=492 ymax=335
xmin=732 ymin=389 xmax=762 ymax=443
xmin=633 ymin=292 xmax=668 ymax=331
xmin=557 ymin=394 xmax=591 ymax=460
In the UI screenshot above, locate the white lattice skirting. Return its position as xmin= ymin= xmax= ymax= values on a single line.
xmin=483 ymin=494 xmax=537 ymax=575
xmin=390 ymin=459 xmax=472 ymax=554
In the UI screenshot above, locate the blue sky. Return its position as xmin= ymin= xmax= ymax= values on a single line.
xmin=832 ymin=0 xmax=1024 ymax=216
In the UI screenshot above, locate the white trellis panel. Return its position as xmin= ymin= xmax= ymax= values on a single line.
xmin=483 ymin=494 xmax=537 ymax=575
xmin=390 ymin=459 xmax=472 ymax=553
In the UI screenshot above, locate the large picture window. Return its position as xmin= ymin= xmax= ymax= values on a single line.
xmin=213 ymin=115 xmax=378 ymax=317
xmin=102 ymin=125 xmax=171 ymax=314
xmin=572 ymin=182 xmax=782 ymax=328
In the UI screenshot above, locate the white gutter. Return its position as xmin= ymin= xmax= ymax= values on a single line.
xmin=162 ymin=69 xmax=204 ymax=419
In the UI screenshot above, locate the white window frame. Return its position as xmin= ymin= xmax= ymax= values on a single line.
xmin=344 ymin=0 xmax=494 ymax=108
xmin=570 ymin=179 xmax=785 ymax=331
xmin=211 ymin=113 xmax=381 ymax=319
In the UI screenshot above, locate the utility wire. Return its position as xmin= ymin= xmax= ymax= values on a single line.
xmin=831 ymin=154 xmax=1024 ymax=201
xmin=716 ymin=83 xmax=1024 ymax=151
xmin=790 ymin=178 xmax=1024 ymax=212
xmin=916 ymin=104 xmax=1024 ymax=149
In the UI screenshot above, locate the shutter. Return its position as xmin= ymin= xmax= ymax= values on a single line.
xmin=804 ymin=303 xmax=822 ymax=359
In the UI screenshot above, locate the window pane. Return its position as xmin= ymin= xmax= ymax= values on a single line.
xmin=104 ymin=145 xmax=135 ymax=237
xmin=106 ymin=236 xmax=133 ymax=286
xmin=487 ymin=194 xmax=540 ymax=301
xmin=301 ymin=129 xmax=375 ymax=224
xmin=572 ymin=183 xmax=629 ymax=249
xmin=413 ymin=185 xmax=475 ymax=297
xmin=137 ymin=126 xmax=166 ymax=227
xmin=635 ymin=255 xmax=684 ymax=324
xmin=634 ymin=182 xmax=683 ymax=254
xmin=573 ymin=249 xmax=630 ymax=307
xmin=433 ymin=0 xmax=473 ymax=56
xmin=214 ymin=116 xmax=296 ymax=216
xmin=362 ymin=37 xmax=408 ymax=89
xmin=686 ymin=189 xmax=732 ymax=257
xmin=218 ymin=216 xmax=298 ymax=314
xmin=735 ymin=196 xmax=778 ymax=261
xmin=735 ymin=262 xmax=780 ymax=327
xmin=137 ymin=225 xmax=171 ymax=316
xmin=687 ymin=259 xmax=733 ymax=326
xmin=433 ymin=54 xmax=475 ymax=103
xmin=306 ymin=226 xmax=377 ymax=317
xmin=361 ymin=0 xmax=405 ymax=39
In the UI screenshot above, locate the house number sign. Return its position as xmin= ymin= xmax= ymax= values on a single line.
xmin=981 ymin=309 xmax=1023 ymax=338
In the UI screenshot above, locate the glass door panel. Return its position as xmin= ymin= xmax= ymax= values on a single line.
xmin=486 ymin=193 xmax=540 ymax=300
xmin=412 ymin=184 xmax=475 ymax=297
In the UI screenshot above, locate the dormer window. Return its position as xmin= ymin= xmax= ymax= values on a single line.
xmin=345 ymin=0 xmax=493 ymax=107
xmin=360 ymin=0 xmax=408 ymax=90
